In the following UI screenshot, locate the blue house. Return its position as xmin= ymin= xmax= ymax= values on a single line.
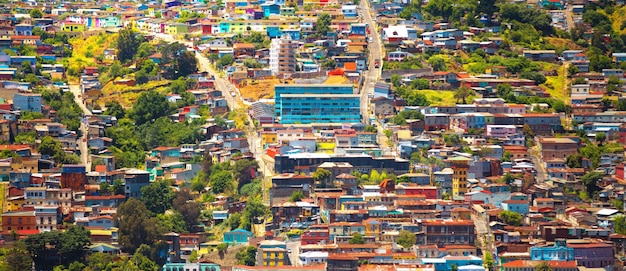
xmin=422 ymin=255 xmax=483 ymax=271
xmin=350 ymin=23 xmax=367 ymax=36
xmin=502 ymin=199 xmax=530 ymax=216
xmin=224 ymin=229 xmax=254 ymax=244
xmin=14 ymin=24 xmax=33 ymax=36
xmin=266 ymin=26 xmax=282 ymax=38
xmin=151 ymin=146 xmax=180 ymax=159
xmin=13 ymin=92 xmax=42 ymax=113
xmin=530 ymin=239 xmax=574 ymax=261
xmin=261 ymin=3 xmax=280 ymax=17
xmin=10 ymin=56 xmax=36 ymax=66
xmin=282 ymin=29 xmax=301 ymax=41
xmin=164 ymin=0 xmax=182 ymax=8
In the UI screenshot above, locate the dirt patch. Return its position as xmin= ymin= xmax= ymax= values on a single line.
xmin=200 ymin=245 xmax=245 ymax=267
xmin=238 ymin=78 xmax=292 ymax=100
xmin=544 ymin=37 xmax=583 ymax=51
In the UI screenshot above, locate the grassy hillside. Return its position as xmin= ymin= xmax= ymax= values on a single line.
xmin=67 ymin=33 xmax=118 ymax=82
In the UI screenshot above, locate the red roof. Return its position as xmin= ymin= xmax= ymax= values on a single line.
xmin=17 ymin=229 xmax=40 ymax=235
xmin=0 ymin=144 xmax=30 ymax=151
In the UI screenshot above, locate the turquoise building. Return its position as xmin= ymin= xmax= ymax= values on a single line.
xmin=274 ymin=84 xmax=361 ymax=124
xmin=530 ymin=239 xmax=574 ymax=261
xmin=422 ymin=255 xmax=483 ymax=271
xmin=224 ymin=229 xmax=253 ymax=244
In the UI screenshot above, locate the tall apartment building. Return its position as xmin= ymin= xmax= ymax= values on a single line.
xmin=269 ymin=35 xmax=298 ymax=76
xmin=447 ymin=156 xmax=470 ymax=198
xmin=274 ymin=84 xmax=361 ymax=124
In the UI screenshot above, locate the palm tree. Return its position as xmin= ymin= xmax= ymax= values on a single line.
xmin=454 ymin=86 xmax=475 ymax=104
xmin=535 ymin=261 xmax=552 ymax=271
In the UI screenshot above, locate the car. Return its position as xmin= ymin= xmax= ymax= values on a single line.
xmin=231 ymin=92 xmax=237 ymax=97
xmin=287 ymin=248 xmax=292 ymax=253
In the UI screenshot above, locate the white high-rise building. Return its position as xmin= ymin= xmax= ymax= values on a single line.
xmin=269 ymin=34 xmax=298 ymax=76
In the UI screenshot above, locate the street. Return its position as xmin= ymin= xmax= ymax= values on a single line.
xmin=530 ymin=145 xmax=547 ymax=183
xmin=68 ymin=83 xmax=92 ymax=171
xmin=286 ymin=239 xmax=301 ymax=267
xmin=359 ymin=0 xmax=383 ymax=126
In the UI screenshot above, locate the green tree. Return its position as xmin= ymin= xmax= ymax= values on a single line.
xmin=117 ymin=27 xmax=141 ymax=63
xmin=216 ymin=54 xmax=235 ymax=69
xmin=454 ymin=86 xmax=475 ymax=104
xmin=565 ymin=154 xmax=583 ymax=168
xmin=87 ymin=252 xmax=115 ymax=271
xmin=313 ymin=167 xmax=332 ymax=188
xmin=581 ymin=171 xmax=603 ymax=195
xmin=140 ymin=180 xmax=174 ymax=214
xmin=173 ymin=189 xmax=201 ymax=232
xmin=135 ymin=70 xmax=149 ymax=85
xmin=424 ymin=0 xmax=454 ymax=20
xmin=316 ymin=13 xmax=332 ymax=37
xmin=1 ymin=243 xmax=33 ymax=271
xmin=236 ymin=246 xmax=258 ymax=266
xmin=427 ymin=55 xmax=447 ymax=71
xmin=397 ymin=230 xmax=417 ymax=249
xmin=614 ymin=215 xmax=626 ymax=235
xmin=241 ymin=197 xmax=269 ymax=231
xmin=240 ymin=178 xmax=262 ymax=197
xmin=289 ymin=190 xmax=305 ymax=202
xmin=534 ymin=261 xmax=553 ymax=271
xmin=156 ymin=213 xmax=188 ymax=233
xmin=210 ymin=170 xmax=233 ymax=194
xmin=136 ymin=42 xmax=156 ymax=58
xmin=174 ymin=51 xmax=198 ymax=79
xmin=30 ymin=8 xmax=43 ymax=18
xmin=24 ymin=226 xmax=91 ymax=271
xmin=348 ymin=233 xmax=366 ymax=244
xmin=567 ymin=65 xmax=579 ymax=77
xmin=104 ymin=101 xmax=125 ymax=119
xmin=391 ymin=74 xmax=402 ymax=87
xmin=189 ymin=250 xmax=199 ymax=263
xmin=322 ymin=58 xmax=336 ymax=69
xmin=115 ymin=198 xmax=158 ymax=253
xmin=484 ymin=252 xmax=495 ymax=271
xmin=595 ymin=132 xmax=606 ymax=145
xmin=129 ymin=90 xmax=171 ymax=125
xmin=499 ymin=210 xmax=522 ymax=226
xmin=364 ymin=125 xmax=377 ymax=133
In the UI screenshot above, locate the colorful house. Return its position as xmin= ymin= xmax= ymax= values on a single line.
xmin=166 ymin=23 xmax=188 ymax=35
xmin=61 ymin=22 xmax=85 ymax=32
xmin=224 ymin=229 xmax=254 ymax=244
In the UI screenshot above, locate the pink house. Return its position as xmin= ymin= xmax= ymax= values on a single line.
xmin=486 ymin=125 xmax=518 ymax=137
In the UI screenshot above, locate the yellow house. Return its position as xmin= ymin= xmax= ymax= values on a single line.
xmin=6 ymin=196 xmax=25 ymax=212
xmin=261 ymin=248 xmax=288 ymax=266
xmin=449 ymin=156 xmax=471 ymax=197
xmin=61 ymin=22 xmax=85 ymax=32
xmin=363 ymin=218 xmax=381 ymax=241
xmin=261 ymin=131 xmax=277 ymax=148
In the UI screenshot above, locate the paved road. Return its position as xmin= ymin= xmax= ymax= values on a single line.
xmin=530 ymin=145 xmax=547 ymax=183
xmin=359 ymin=0 xmax=390 ymax=152
xmin=359 ymin=0 xmax=383 ymax=127
xmin=286 ymin=239 xmax=301 ymax=267
xmin=68 ymin=84 xmax=92 ymax=171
